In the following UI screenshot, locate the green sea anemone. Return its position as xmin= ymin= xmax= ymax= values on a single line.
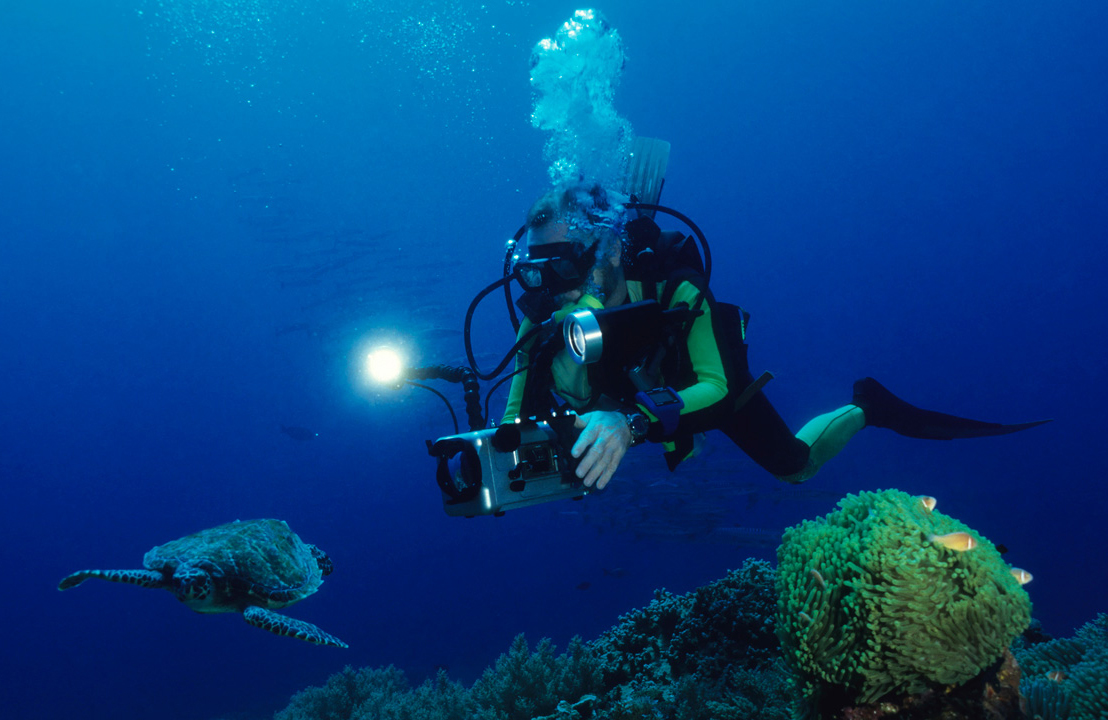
xmin=1017 ymin=614 xmax=1108 ymax=720
xmin=776 ymin=488 xmax=1031 ymax=714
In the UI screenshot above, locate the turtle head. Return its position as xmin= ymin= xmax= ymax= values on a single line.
xmin=309 ymin=545 xmax=334 ymax=576
xmin=172 ymin=566 xmax=214 ymax=605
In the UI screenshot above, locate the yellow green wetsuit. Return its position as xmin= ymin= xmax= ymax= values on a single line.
xmin=503 ymin=278 xmax=725 ymax=420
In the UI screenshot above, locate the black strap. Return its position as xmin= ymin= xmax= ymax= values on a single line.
xmin=733 ymin=371 xmax=774 ymax=413
xmin=656 ymin=267 xmax=709 ymax=381
xmin=519 ymin=326 xmax=564 ymax=418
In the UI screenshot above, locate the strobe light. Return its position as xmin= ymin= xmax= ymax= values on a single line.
xmin=563 ymin=300 xmax=666 ymax=366
xmin=365 ymin=346 xmax=408 ymax=388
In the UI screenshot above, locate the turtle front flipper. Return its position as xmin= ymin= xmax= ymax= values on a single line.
xmin=58 ymin=569 xmax=164 ymax=591
xmin=243 ymin=605 xmax=348 ymax=648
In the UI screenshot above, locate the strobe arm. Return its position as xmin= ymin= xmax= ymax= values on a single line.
xmin=407 ymin=365 xmax=485 ymax=431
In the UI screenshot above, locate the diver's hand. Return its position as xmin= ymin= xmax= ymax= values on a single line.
xmin=571 ymin=411 xmax=631 ymax=490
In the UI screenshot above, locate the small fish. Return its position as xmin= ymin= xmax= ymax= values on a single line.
xmin=281 ymin=425 xmax=318 ymax=442
xmin=1046 ymin=670 xmax=1067 ymax=682
xmin=575 ymin=581 xmax=591 ymax=591
xmin=809 ymin=568 xmax=826 ymax=590
xmin=929 ymin=531 xmax=977 ymax=551
xmin=1010 ymin=568 xmax=1033 ymax=585
xmin=996 ymin=543 xmax=1009 ymax=555
xmin=918 ymin=496 xmax=937 ymax=513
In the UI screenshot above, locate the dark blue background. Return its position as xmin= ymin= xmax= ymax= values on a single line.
xmin=2 ymin=2 xmax=1105 ymax=719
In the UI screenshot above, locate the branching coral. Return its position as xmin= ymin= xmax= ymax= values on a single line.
xmin=592 ymin=558 xmax=779 ymax=687
xmin=589 ymin=558 xmax=788 ymax=720
xmin=275 ymin=666 xmax=411 ymax=720
xmin=274 ymin=665 xmax=469 ymax=720
xmin=469 ymin=635 xmax=603 ymax=720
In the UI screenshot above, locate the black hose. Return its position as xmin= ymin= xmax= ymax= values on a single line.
xmin=467 ymin=311 xmax=550 ymax=382
xmin=464 ymin=275 xmax=513 ymax=380
xmin=627 ymin=202 xmax=712 ymax=283
xmin=482 ymin=365 xmax=529 ymax=428
xmin=407 ymin=365 xmax=486 ymax=431
xmin=405 ymin=381 xmax=459 ymax=435
xmin=503 ymin=228 xmax=526 ymax=333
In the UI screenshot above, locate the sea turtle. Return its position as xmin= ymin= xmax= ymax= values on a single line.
xmin=58 ymin=518 xmax=347 ymax=648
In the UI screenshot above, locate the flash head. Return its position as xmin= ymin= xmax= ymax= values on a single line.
xmin=563 ymin=300 xmax=666 ymax=366
xmin=366 ymin=347 xmax=405 ymax=385
xmin=564 ymin=308 xmax=603 ymax=364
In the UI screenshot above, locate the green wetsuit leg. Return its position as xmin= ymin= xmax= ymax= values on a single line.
xmin=777 ymin=404 xmax=866 ymax=484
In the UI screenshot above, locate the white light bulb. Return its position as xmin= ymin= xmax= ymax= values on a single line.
xmin=367 ymin=348 xmax=404 ymax=385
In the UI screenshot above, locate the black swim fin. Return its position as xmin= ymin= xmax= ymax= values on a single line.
xmin=852 ymin=377 xmax=1051 ymax=440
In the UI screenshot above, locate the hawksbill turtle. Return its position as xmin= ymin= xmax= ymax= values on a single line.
xmin=58 ymin=518 xmax=347 ymax=648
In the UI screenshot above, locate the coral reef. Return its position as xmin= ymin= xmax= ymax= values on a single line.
xmin=274 ymin=665 xmax=469 ymax=720
xmin=589 ymin=559 xmax=789 ymax=720
xmin=1015 ymin=613 xmax=1108 ymax=720
xmin=274 ymin=559 xmax=788 ymax=720
xmin=273 ymin=502 xmax=1105 ymax=720
xmin=591 ymin=559 xmax=779 ymax=686
xmin=775 ymin=489 xmax=1031 ymax=716
xmin=468 ymin=635 xmax=603 ymax=720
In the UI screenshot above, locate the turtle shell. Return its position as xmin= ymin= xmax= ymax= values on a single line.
xmin=143 ymin=519 xmax=324 ymax=606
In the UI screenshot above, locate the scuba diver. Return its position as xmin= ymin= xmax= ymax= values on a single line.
xmin=498 ymin=175 xmax=1049 ymax=491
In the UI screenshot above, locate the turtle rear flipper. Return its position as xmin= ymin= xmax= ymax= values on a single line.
xmin=58 ymin=569 xmax=164 ymax=591
xmin=243 ymin=605 xmax=348 ymax=648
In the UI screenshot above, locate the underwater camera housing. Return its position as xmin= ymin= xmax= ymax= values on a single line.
xmin=426 ymin=410 xmax=586 ymax=517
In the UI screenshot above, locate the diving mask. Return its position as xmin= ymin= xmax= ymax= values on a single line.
xmin=514 ymin=240 xmax=599 ymax=295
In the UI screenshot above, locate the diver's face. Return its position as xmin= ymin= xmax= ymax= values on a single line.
xmin=525 ymin=220 xmax=621 ymax=306
xmin=525 ymin=220 xmax=585 ymax=303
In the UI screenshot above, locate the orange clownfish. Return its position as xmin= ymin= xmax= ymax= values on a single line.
xmin=918 ymin=496 xmax=938 ymax=513
xmin=1047 ymin=670 xmax=1067 ymax=682
xmin=928 ymin=531 xmax=978 ymax=551
xmin=1010 ymin=568 xmax=1033 ymax=585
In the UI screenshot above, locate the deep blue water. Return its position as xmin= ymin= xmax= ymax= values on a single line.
xmin=2 ymin=2 xmax=1106 ymax=719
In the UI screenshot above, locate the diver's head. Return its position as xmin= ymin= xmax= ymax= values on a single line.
xmin=516 ymin=181 xmax=628 ymax=306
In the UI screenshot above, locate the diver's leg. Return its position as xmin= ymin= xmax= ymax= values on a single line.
xmin=719 ymin=379 xmax=864 ymax=484
xmin=714 ymin=341 xmax=861 ymax=482
xmin=719 ymin=389 xmax=813 ymax=480
xmin=724 ymin=376 xmax=1046 ymax=484
xmin=779 ymin=405 xmax=867 ymax=484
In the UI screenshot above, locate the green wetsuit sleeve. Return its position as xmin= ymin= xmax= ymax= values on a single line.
xmin=501 ymin=296 xmax=606 ymax=424
xmin=500 ymin=318 xmax=534 ymax=425
xmin=666 ymin=280 xmax=729 ymax=416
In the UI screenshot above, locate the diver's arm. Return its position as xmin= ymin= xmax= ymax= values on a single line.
xmin=499 ymin=319 xmax=534 ymax=424
xmin=637 ymin=280 xmax=729 ymax=441
xmin=669 ymin=280 xmax=729 ymax=414
xmin=500 ymin=361 xmax=527 ymax=425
